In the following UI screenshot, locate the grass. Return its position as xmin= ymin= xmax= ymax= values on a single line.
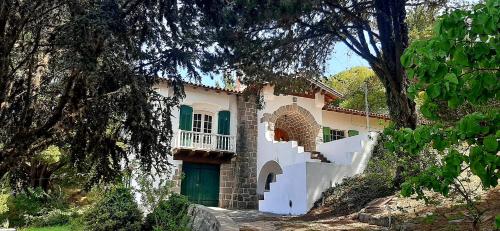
xmin=20 ymin=223 xmax=83 ymax=231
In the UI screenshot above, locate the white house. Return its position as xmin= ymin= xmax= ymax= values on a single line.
xmin=155 ymin=79 xmax=389 ymax=215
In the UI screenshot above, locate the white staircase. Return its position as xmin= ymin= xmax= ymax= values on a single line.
xmin=258 ymin=132 xmax=380 ymax=215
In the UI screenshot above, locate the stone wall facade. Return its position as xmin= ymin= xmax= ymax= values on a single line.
xmin=275 ymin=112 xmax=315 ymax=151
xmin=219 ymin=161 xmax=236 ymax=208
xmin=230 ymin=95 xmax=258 ymax=209
xmin=261 ymin=103 xmax=321 ymax=151
xmin=171 ymin=164 xmax=182 ymax=194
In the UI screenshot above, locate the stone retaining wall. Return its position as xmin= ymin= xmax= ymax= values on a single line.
xmin=188 ymin=204 xmax=239 ymax=231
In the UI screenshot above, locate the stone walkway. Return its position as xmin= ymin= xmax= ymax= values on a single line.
xmin=211 ymin=208 xmax=384 ymax=231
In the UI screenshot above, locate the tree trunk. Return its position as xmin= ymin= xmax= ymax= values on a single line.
xmin=24 ymin=160 xmax=66 ymax=192
xmin=372 ymin=0 xmax=417 ymax=129
xmin=371 ymin=0 xmax=418 ymax=189
xmin=372 ymin=63 xmax=417 ymax=129
xmin=472 ymin=220 xmax=480 ymax=231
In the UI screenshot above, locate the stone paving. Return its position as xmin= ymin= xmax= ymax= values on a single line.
xmin=213 ymin=208 xmax=384 ymax=231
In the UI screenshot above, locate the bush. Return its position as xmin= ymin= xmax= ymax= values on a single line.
xmin=3 ymin=191 xmax=45 ymax=227
xmin=24 ymin=208 xmax=79 ymax=227
xmin=0 ymin=188 xmax=66 ymax=227
xmin=83 ymin=186 xmax=142 ymax=231
xmin=143 ymin=193 xmax=190 ymax=231
xmin=312 ymin=174 xmax=395 ymax=216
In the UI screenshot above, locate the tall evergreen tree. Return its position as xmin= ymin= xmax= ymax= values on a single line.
xmin=212 ymin=0 xmax=457 ymax=128
xmin=0 ymin=0 xmax=223 ymax=189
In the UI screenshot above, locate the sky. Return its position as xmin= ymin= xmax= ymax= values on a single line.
xmin=200 ymin=43 xmax=369 ymax=86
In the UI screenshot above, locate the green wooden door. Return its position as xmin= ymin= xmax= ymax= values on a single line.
xmin=180 ymin=163 xmax=220 ymax=207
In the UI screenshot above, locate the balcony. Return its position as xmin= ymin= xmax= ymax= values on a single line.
xmin=173 ymin=130 xmax=236 ymax=153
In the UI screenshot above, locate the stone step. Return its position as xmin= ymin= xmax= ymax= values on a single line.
xmin=310 ymin=151 xmax=331 ymax=163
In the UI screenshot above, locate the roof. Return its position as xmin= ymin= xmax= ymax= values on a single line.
xmin=306 ymin=78 xmax=344 ymax=98
xmin=160 ymin=76 xmax=342 ymax=97
xmin=160 ymin=78 xmax=390 ymax=120
xmin=159 ymin=78 xmax=240 ymax=94
xmin=181 ymin=81 xmax=240 ymax=94
xmin=323 ymin=105 xmax=390 ymax=120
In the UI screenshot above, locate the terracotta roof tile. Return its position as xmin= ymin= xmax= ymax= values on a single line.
xmin=182 ymin=81 xmax=240 ymax=94
xmin=323 ymin=105 xmax=390 ymax=120
xmin=159 ymin=78 xmax=240 ymax=94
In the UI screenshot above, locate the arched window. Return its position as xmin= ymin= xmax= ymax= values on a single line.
xmin=264 ymin=173 xmax=275 ymax=191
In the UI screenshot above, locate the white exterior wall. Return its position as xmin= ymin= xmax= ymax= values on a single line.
xmin=307 ymin=132 xmax=380 ymax=210
xmin=148 ymin=82 xmax=389 ymax=214
xmin=259 ymin=162 xmax=309 ymax=215
xmin=321 ymin=110 xmax=388 ymax=134
xmin=257 ymin=85 xmax=389 ymax=175
xmin=260 ymin=132 xmax=380 ymax=215
xmin=152 ymin=83 xmax=239 ymax=191
xmin=256 ymin=85 xmax=326 ymax=180
xmin=155 ymin=83 xmax=239 ymax=140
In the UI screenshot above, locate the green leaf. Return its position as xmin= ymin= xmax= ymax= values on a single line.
xmin=407 ymin=85 xmax=417 ymax=98
xmin=435 ymin=64 xmax=448 ymax=79
xmin=407 ymin=69 xmax=415 ymax=79
xmin=401 ymin=52 xmax=413 ymax=67
xmin=448 ymin=97 xmax=460 ymax=109
xmin=444 ymin=73 xmax=459 ymax=84
xmin=401 ymin=182 xmax=414 ymax=197
xmin=433 ymin=135 xmax=448 ymax=151
xmin=482 ymin=73 xmax=496 ymax=90
xmin=427 ymin=84 xmax=441 ymax=98
xmin=453 ymin=48 xmax=469 ymax=66
xmin=483 ymin=135 xmax=498 ymax=152
xmin=495 ymin=215 xmax=500 ymax=229
xmin=434 ymin=20 xmax=443 ymax=34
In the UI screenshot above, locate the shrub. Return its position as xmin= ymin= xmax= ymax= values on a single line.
xmin=0 ymin=188 xmax=67 ymax=227
xmin=24 ymin=208 xmax=78 ymax=227
xmin=312 ymin=174 xmax=395 ymax=216
xmin=0 ymin=193 xmax=9 ymax=225
xmin=143 ymin=193 xmax=190 ymax=231
xmin=135 ymin=172 xmax=173 ymax=213
xmin=83 ymin=186 xmax=142 ymax=231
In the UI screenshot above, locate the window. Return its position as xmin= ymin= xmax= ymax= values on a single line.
xmin=203 ymin=114 xmax=212 ymax=144
xmin=203 ymin=114 xmax=212 ymax=133
xmin=192 ymin=113 xmax=213 ymax=145
xmin=193 ymin=114 xmax=202 ymax=132
xmin=192 ymin=113 xmax=212 ymax=133
xmin=330 ymin=129 xmax=345 ymax=141
xmin=348 ymin=130 xmax=359 ymax=137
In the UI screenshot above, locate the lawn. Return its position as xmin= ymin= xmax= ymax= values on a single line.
xmin=20 ymin=224 xmax=83 ymax=231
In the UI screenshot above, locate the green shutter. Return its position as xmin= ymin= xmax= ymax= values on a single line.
xmin=348 ymin=130 xmax=359 ymax=137
xmin=179 ymin=105 xmax=193 ymax=131
xmin=217 ymin=111 xmax=230 ymax=135
xmin=323 ymin=127 xmax=331 ymax=142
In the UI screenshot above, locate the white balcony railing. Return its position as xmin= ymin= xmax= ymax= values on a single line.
xmin=174 ymin=130 xmax=236 ymax=153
